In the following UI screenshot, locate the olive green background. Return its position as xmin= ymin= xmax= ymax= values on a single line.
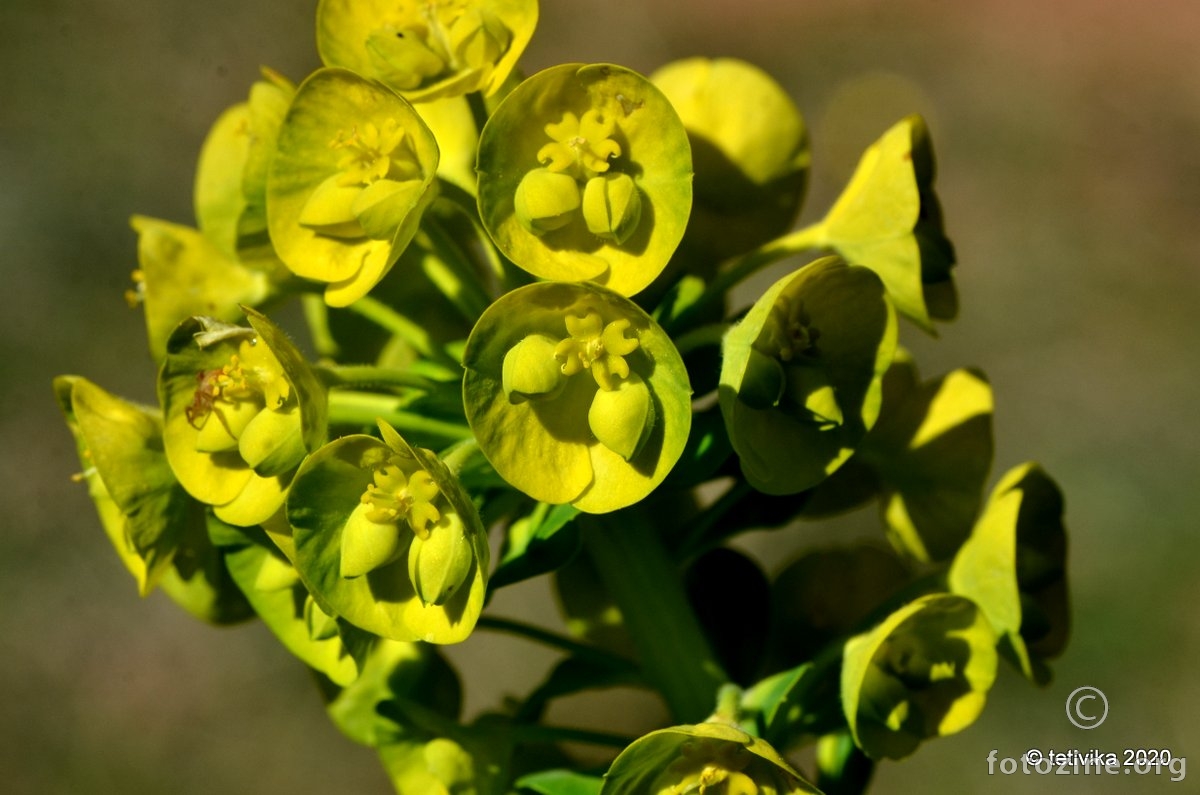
xmin=3 ymin=1 xmax=1197 ymax=792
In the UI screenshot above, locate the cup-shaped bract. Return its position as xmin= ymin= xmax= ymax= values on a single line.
xmin=267 ymin=68 xmax=440 ymax=307
xmin=158 ymin=309 xmax=327 ymax=527
xmin=866 ymin=362 xmax=994 ymax=562
xmin=477 ymin=63 xmax=693 ymax=297
xmin=841 ymin=594 xmax=998 ymax=760
xmin=316 ymin=0 xmax=537 ymax=102
xmin=285 ymin=424 xmax=489 ymax=643
xmin=462 ymin=282 xmax=691 ymax=513
xmin=129 ymin=216 xmax=273 ymax=362
xmin=651 ymin=57 xmax=809 ymax=264
xmin=602 ymin=722 xmax=820 ymax=795
xmin=949 ymin=463 xmax=1069 ymax=683
xmin=194 ymin=68 xmax=295 ymax=263
xmin=816 ymin=115 xmax=956 ymax=332
xmin=54 ymin=376 xmax=252 ymax=623
xmin=719 ymin=256 xmax=897 ymax=495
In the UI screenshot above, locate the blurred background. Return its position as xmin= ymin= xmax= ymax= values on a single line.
xmin=3 ymin=0 xmax=1198 ymax=792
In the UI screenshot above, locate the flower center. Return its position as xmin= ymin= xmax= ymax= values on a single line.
xmin=330 ymin=120 xmax=420 ymax=187
xmin=766 ymin=295 xmax=820 ymax=362
xmin=538 ymin=109 xmax=621 ymax=180
xmin=552 ymin=309 xmax=640 ymax=391
xmin=360 ymin=457 xmax=442 ymax=538
xmin=366 ymin=1 xmax=512 ymax=91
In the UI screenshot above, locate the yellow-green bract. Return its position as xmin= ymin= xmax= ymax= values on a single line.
xmin=285 ymin=425 xmax=489 ymax=644
xmin=54 ymin=375 xmax=252 ymax=623
xmin=158 ymin=309 xmax=327 ymax=527
xmin=316 ymin=0 xmax=537 ymax=102
xmin=194 ymin=67 xmax=295 ymax=264
xmin=841 ymin=593 xmax=998 ymax=760
xmin=651 ymin=57 xmax=809 ymax=265
xmin=477 ymin=63 xmax=693 ymax=297
xmin=861 ymin=357 xmax=995 ymax=562
xmin=601 ymin=721 xmax=820 ymax=794
xmin=266 ymin=68 xmax=440 ymax=307
xmin=129 ymin=216 xmax=273 ymax=362
xmin=949 ymin=463 xmax=1069 ymax=684
xmin=719 ymin=256 xmax=897 ymax=495
xmin=814 ymin=115 xmax=956 ymax=332
xmin=462 ymin=282 xmax=691 ymax=513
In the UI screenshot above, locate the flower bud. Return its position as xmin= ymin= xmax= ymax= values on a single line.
xmin=502 ymin=334 xmax=565 ymax=403
xmin=514 ymin=167 xmax=581 ymax=235
xmin=582 ymin=173 xmax=642 ymax=244
xmin=587 ymin=372 xmax=655 ymax=460
xmin=408 ymin=517 xmax=475 ymax=606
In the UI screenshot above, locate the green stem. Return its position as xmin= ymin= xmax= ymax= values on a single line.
xmin=505 ymin=723 xmax=635 ymax=749
xmin=418 ymin=215 xmax=492 ymax=323
xmin=476 ymin=615 xmax=636 ymax=671
xmin=438 ymin=437 xmax=481 ymax=477
xmin=301 ymin=293 xmax=340 ymax=360
xmin=326 ymin=390 xmax=472 ymax=442
xmin=582 ymin=511 xmax=728 ymax=722
xmin=667 ymin=221 xmax=827 ymax=334
xmin=677 ymin=479 xmax=754 ymax=558
xmin=317 ymin=365 xmax=443 ymax=391
xmin=344 ymin=295 xmax=455 ymax=366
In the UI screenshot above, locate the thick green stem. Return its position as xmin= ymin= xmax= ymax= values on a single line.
xmin=582 ymin=511 xmax=728 ymax=722
xmin=327 ymin=390 xmax=472 ymax=442
xmin=667 ymin=221 xmax=827 ymax=334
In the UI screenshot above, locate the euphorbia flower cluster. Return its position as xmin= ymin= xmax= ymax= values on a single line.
xmin=54 ymin=2 xmax=1072 ymax=793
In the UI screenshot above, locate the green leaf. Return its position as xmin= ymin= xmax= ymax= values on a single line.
xmin=287 ymin=432 xmax=489 ymax=643
xmin=841 ymin=593 xmax=998 ymax=760
xmin=490 ymin=503 xmax=582 ymax=591
xmin=719 ymin=256 xmax=897 ymax=494
xmin=326 ymin=639 xmax=462 ymax=747
xmin=949 ymin=463 xmax=1069 ymax=683
xmin=463 ymin=282 xmax=692 ymax=513
xmin=739 ymin=661 xmax=844 ymax=749
xmin=477 ymin=63 xmax=693 ymax=297
xmin=266 ymin=68 xmax=440 ymax=306
xmin=223 ymin=526 xmax=364 ymax=686
xmin=516 ymin=769 xmax=603 ymax=795
xmin=316 ymin=0 xmax=538 ymax=101
xmin=816 ymin=115 xmax=956 ymax=332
